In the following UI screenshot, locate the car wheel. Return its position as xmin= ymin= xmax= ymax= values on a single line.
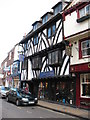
xmin=16 ymin=99 xmax=20 ymax=106
xmin=6 ymin=96 xmax=9 ymax=102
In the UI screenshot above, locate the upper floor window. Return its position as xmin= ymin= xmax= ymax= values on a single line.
xmin=81 ymin=40 xmax=90 ymax=57
xmin=24 ymin=42 xmax=28 ymax=51
xmin=33 ymin=35 xmax=38 ymax=46
xmin=22 ymin=59 xmax=28 ymax=70
xmin=47 ymin=24 xmax=56 ymax=38
xmin=77 ymin=4 xmax=90 ymax=23
xmin=79 ymin=4 xmax=90 ymax=18
xmin=42 ymin=15 xmax=48 ymax=24
xmin=80 ymin=73 xmax=90 ymax=98
xmin=54 ymin=4 xmax=62 ymax=15
xmin=32 ymin=57 xmax=41 ymax=70
xmin=48 ymin=50 xmax=62 ymax=66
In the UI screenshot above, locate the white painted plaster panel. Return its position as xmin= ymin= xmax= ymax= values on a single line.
xmin=64 ymin=11 xmax=89 ymax=37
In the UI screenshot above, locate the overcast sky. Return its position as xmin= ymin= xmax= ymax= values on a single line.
xmin=0 ymin=0 xmax=70 ymax=66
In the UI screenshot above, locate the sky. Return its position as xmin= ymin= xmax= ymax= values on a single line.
xmin=0 ymin=0 xmax=70 ymax=66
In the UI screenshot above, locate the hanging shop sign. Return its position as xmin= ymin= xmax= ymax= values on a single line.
xmin=39 ymin=71 xmax=54 ymax=78
xmin=12 ymin=61 xmax=20 ymax=76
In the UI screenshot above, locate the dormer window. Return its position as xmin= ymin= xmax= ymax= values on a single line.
xmin=54 ymin=4 xmax=62 ymax=15
xmin=42 ymin=15 xmax=48 ymax=24
xmin=32 ymin=21 xmax=42 ymax=31
xmin=41 ymin=12 xmax=53 ymax=25
xmin=52 ymin=2 xmax=62 ymax=15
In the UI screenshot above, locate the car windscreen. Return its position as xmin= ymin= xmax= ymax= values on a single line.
xmin=18 ymin=90 xmax=32 ymax=98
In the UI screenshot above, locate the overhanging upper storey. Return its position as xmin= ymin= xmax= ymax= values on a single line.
xmin=19 ymin=13 xmax=62 ymax=44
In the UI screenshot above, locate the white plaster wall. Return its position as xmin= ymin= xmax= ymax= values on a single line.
xmin=71 ymin=41 xmax=90 ymax=65
xmin=64 ymin=11 xmax=89 ymax=37
xmin=28 ymin=59 xmax=33 ymax=80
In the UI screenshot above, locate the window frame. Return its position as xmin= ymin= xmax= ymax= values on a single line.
xmin=80 ymin=73 xmax=90 ymax=98
xmin=77 ymin=4 xmax=90 ymax=23
xmin=79 ymin=39 xmax=90 ymax=59
xmin=42 ymin=15 xmax=48 ymax=24
xmin=32 ymin=56 xmax=41 ymax=70
xmin=33 ymin=34 xmax=38 ymax=46
xmin=48 ymin=49 xmax=62 ymax=66
xmin=54 ymin=4 xmax=62 ymax=15
xmin=47 ymin=23 xmax=56 ymax=38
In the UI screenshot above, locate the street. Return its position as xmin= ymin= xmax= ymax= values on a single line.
xmin=0 ymin=98 xmax=84 ymax=120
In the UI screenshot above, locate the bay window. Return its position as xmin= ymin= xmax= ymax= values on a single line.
xmin=48 ymin=50 xmax=62 ymax=66
xmin=80 ymin=73 xmax=90 ymax=98
xmin=32 ymin=57 xmax=41 ymax=70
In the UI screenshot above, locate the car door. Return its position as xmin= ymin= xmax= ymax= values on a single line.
xmin=12 ymin=91 xmax=17 ymax=103
xmin=8 ymin=90 xmax=13 ymax=102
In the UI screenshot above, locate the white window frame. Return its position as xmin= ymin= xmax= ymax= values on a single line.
xmin=79 ymin=4 xmax=90 ymax=18
xmin=80 ymin=73 xmax=90 ymax=98
xmin=81 ymin=40 xmax=90 ymax=57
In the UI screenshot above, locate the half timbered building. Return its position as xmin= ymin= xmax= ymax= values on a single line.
xmin=19 ymin=1 xmax=76 ymax=106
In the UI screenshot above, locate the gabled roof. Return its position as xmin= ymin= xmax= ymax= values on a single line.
xmin=32 ymin=20 xmax=42 ymax=26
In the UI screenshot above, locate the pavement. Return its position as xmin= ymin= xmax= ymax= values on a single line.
xmin=37 ymin=100 xmax=90 ymax=120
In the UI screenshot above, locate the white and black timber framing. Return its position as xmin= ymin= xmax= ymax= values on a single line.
xmin=20 ymin=13 xmax=70 ymax=80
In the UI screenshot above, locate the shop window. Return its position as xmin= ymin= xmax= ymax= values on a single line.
xmin=48 ymin=50 xmax=62 ymax=66
xmin=32 ymin=56 xmax=41 ymax=70
xmin=56 ymin=81 xmax=74 ymax=105
xmin=79 ymin=40 xmax=90 ymax=58
xmin=47 ymin=24 xmax=56 ymax=38
xmin=33 ymin=35 xmax=38 ymax=45
xmin=77 ymin=4 xmax=90 ymax=22
xmin=80 ymin=73 xmax=90 ymax=98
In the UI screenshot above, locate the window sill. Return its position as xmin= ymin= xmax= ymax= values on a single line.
xmin=77 ymin=15 xmax=90 ymax=23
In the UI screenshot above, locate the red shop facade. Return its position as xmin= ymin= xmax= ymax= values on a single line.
xmin=70 ymin=62 xmax=90 ymax=109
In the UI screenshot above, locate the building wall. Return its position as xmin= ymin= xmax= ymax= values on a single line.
xmin=64 ymin=11 xmax=89 ymax=38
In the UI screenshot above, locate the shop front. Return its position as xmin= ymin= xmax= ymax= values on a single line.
xmin=70 ymin=62 xmax=90 ymax=109
xmin=38 ymin=74 xmax=76 ymax=106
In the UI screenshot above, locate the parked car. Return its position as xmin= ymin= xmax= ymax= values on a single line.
xmin=1 ymin=86 xmax=10 ymax=98
xmin=0 ymin=85 xmax=2 ymax=93
xmin=6 ymin=88 xmax=38 ymax=106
